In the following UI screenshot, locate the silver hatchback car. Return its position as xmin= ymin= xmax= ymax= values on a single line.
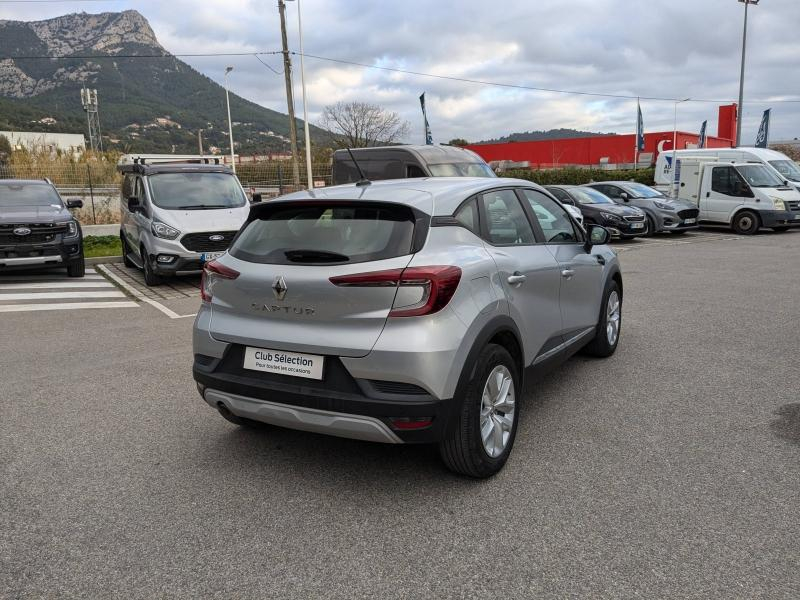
xmin=193 ymin=178 xmax=623 ymax=477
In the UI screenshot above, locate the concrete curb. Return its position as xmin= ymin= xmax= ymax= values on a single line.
xmin=86 ymin=255 xmax=122 ymax=266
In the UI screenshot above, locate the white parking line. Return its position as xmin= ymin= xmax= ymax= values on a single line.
xmin=96 ymin=264 xmax=197 ymax=319
xmin=0 ymin=290 xmax=125 ymax=301
xmin=0 ymin=273 xmax=105 ymax=281
xmin=0 ymin=281 xmax=115 ymax=290
xmin=0 ymin=301 xmax=138 ymax=313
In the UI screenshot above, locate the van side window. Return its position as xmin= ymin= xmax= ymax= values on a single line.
xmin=406 ymin=164 xmax=426 ymax=178
xmin=479 ymin=190 xmax=536 ymax=245
xmin=454 ymin=197 xmax=479 ymax=234
xmin=712 ymin=166 xmax=749 ymax=197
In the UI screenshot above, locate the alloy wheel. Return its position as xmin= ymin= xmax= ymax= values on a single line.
xmin=606 ymin=290 xmax=621 ymax=345
xmin=479 ymin=365 xmax=516 ymax=458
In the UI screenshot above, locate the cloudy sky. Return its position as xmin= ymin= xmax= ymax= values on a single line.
xmin=4 ymin=0 xmax=800 ymax=143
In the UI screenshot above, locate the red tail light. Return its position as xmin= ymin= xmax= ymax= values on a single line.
xmin=329 ymin=265 xmax=462 ymax=317
xmin=200 ymin=260 xmax=239 ymax=302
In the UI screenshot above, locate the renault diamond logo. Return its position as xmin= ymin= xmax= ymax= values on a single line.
xmin=13 ymin=227 xmax=31 ymax=236
xmin=209 ymin=234 xmax=224 ymax=242
xmin=272 ymin=276 xmax=288 ymax=300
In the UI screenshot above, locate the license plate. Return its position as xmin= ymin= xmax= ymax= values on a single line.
xmin=684 ymin=218 xmax=697 ymax=224
xmin=200 ymin=251 xmax=224 ymax=262
xmin=631 ymin=222 xmax=645 ymax=229
xmin=243 ymin=346 xmax=324 ymax=380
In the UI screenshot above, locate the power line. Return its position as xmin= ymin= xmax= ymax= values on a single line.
xmin=1 ymin=46 xmax=798 ymax=104
xmin=290 ymin=51 xmax=800 ymax=105
xmin=253 ymin=54 xmax=283 ymax=75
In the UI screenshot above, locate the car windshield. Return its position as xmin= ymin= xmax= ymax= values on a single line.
xmin=768 ymin=160 xmax=800 ymax=182
xmin=737 ymin=164 xmax=784 ymax=188
xmin=147 ymin=172 xmax=247 ymax=210
xmin=0 ymin=183 xmax=63 ymax=207
xmin=621 ymin=182 xmax=662 ymax=198
xmin=571 ymin=188 xmax=614 ymax=205
xmin=427 ymin=163 xmax=496 ymax=177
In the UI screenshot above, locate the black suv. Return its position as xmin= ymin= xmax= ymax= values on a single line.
xmin=0 ymin=179 xmax=85 ymax=277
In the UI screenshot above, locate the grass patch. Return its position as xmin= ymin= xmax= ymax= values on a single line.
xmin=83 ymin=235 xmax=121 ymax=258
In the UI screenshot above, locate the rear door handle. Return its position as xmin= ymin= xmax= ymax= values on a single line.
xmin=561 ymin=269 xmax=575 ymax=279
xmin=507 ymin=273 xmax=527 ymax=285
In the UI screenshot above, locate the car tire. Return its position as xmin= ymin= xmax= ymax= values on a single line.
xmin=772 ymin=227 xmax=789 ymax=233
xmin=439 ymin=344 xmax=520 ymax=478
xmin=141 ymin=245 xmax=163 ymax=286
xmin=644 ymin=215 xmax=656 ymax=237
xmin=121 ymin=232 xmax=135 ymax=268
xmin=732 ymin=210 xmax=760 ymax=235
xmin=583 ymin=280 xmax=622 ymax=358
xmin=66 ymin=257 xmax=85 ymax=278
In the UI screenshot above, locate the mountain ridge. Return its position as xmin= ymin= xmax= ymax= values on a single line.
xmin=0 ymin=10 xmax=332 ymax=154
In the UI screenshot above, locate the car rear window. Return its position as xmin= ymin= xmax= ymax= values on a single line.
xmin=230 ymin=202 xmax=417 ymax=265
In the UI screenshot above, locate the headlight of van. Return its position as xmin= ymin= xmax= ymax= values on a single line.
xmin=65 ymin=220 xmax=79 ymax=238
xmin=771 ymin=197 xmax=786 ymax=210
xmin=151 ymin=221 xmax=181 ymax=240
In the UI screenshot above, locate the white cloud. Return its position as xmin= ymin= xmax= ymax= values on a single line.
xmin=3 ymin=0 xmax=799 ymax=142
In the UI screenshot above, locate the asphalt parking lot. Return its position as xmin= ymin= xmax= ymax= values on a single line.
xmin=2 ymin=229 xmax=799 ymax=598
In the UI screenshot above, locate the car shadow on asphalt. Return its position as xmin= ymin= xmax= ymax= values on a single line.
xmin=190 ymin=360 xmax=583 ymax=487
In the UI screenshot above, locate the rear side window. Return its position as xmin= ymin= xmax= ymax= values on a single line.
xmin=479 ymin=189 xmax=536 ymax=245
xmin=454 ymin=197 xmax=479 ymax=234
xmin=231 ymin=203 xmax=417 ymax=265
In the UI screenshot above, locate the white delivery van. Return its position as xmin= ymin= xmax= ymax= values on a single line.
xmin=655 ymin=147 xmax=800 ymax=194
xmin=673 ymin=158 xmax=800 ymax=234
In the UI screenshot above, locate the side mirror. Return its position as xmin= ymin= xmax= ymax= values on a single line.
xmin=251 ymin=193 xmax=263 ymax=203
xmin=585 ymin=224 xmax=611 ymax=251
xmin=127 ymin=196 xmax=141 ymax=212
xmin=619 ymin=192 xmax=629 ymax=202
xmin=66 ymin=198 xmax=83 ymax=209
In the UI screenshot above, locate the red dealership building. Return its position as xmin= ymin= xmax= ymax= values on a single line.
xmin=466 ymin=104 xmax=737 ymax=169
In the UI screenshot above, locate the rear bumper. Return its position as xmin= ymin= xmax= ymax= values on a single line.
xmin=192 ymin=353 xmax=458 ymax=444
xmin=203 ymin=388 xmax=405 ymax=444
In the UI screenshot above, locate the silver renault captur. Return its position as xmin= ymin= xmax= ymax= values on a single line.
xmin=193 ymin=177 xmax=623 ymax=477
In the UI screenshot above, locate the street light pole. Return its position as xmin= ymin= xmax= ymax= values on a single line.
xmin=224 ymin=66 xmax=236 ymax=173
xmin=736 ymin=0 xmax=759 ymax=147
xmin=671 ymin=97 xmax=690 ymax=198
xmin=296 ymin=0 xmax=314 ymax=190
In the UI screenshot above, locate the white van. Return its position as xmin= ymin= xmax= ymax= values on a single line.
xmin=655 ymin=147 xmax=800 ymax=194
xmin=117 ymin=155 xmax=251 ymax=286
xmin=672 ymin=159 xmax=800 ymax=234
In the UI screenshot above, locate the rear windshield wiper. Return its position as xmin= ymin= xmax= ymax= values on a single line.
xmin=285 ymin=249 xmax=349 ymax=263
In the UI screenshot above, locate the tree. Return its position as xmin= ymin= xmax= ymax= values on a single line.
xmin=0 ymin=135 xmax=11 ymax=164
xmin=448 ymin=138 xmax=469 ymax=147
xmin=320 ymin=101 xmax=410 ymax=148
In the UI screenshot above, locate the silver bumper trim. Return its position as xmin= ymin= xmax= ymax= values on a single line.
xmin=203 ymin=388 xmax=403 ymax=444
xmin=0 ymin=255 xmax=63 ymax=266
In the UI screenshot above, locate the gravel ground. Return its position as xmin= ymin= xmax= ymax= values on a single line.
xmin=2 ymin=230 xmax=799 ymax=599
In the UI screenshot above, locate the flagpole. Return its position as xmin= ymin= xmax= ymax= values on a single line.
xmin=634 ymin=98 xmax=639 ymax=170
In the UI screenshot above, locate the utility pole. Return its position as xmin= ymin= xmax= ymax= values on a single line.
xmin=80 ymin=87 xmax=102 ymax=153
xmin=736 ymin=0 xmax=759 ymax=147
xmin=197 ymin=129 xmax=204 ymax=156
xmin=224 ymin=66 xmax=236 ymax=173
xmin=279 ymin=0 xmax=301 ymax=186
